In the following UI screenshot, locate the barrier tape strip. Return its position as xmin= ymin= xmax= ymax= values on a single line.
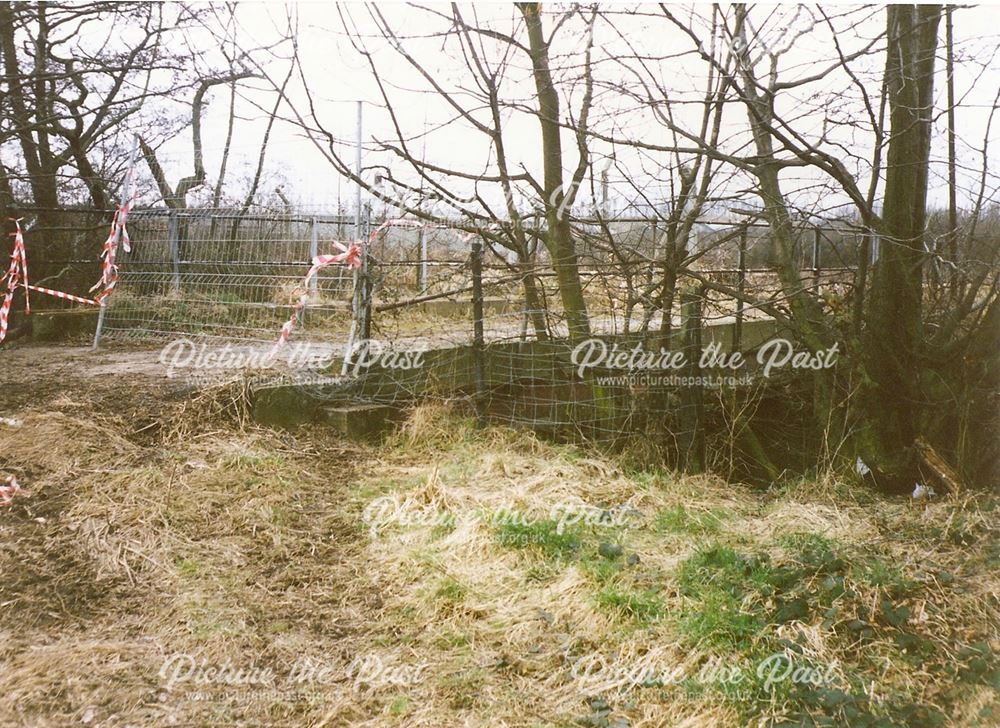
xmin=0 ymin=161 xmax=138 ymax=345
xmin=272 ymin=241 xmax=363 ymax=353
xmin=25 ymin=284 xmax=98 ymax=306
xmin=0 ymin=219 xmax=29 ymax=344
xmin=0 ymin=475 xmax=23 ymax=508
xmin=90 ymin=162 xmax=139 ymax=302
xmin=118 ymin=164 xmax=138 ymax=253
xmin=271 ymin=218 xmax=477 ymax=353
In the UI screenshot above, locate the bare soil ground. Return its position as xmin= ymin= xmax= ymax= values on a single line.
xmin=1 ymin=342 xmax=998 ymax=727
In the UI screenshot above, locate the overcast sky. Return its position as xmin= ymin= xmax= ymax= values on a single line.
xmin=149 ymin=3 xmax=1000 ymax=220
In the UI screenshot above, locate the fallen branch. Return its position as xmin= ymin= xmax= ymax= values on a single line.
xmin=914 ymin=436 xmax=964 ymax=496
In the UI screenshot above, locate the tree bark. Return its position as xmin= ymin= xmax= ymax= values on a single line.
xmin=864 ymin=5 xmax=942 ymax=476
xmin=0 ymin=2 xmax=59 ymax=212
xmin=519 ymin=3 xmax=590 ymax=340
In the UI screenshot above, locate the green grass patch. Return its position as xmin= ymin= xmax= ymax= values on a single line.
xmin=386 ymin=696 xmax=410 ymax=717
xmin=852 ymin=556 xmax=921 ymax=599
xmin=654 ymin=505 xmax=727 ymax=535
xmin=432 ymin=631 xmax=469 ymax=650
xmin=439 ymin=668 xmax=486 ymax=709
xmin=493 ymin=517 xmax=582 ymax=558
xmin=579 ymin=557 xmax=621 ymax=585
xmin=594 ymin=585 xmax=664 ymax=624
xmin=220 ymin=447 xmax=286 ymax=472
xmin=678 ymin=591 xmax=767 ymax=650
xmin=675 ymin=544 xmax=773 ymax=650
xmin=433 ymin=576 xmax=467 ymax=604
xmin=174 ymin=556 xmax=202 ymax=577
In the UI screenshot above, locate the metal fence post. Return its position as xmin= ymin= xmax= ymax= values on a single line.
xmin=168 ymin=209 xmax=181 ymax=293
xmin=341 ymin=269 xmax=360 ymax=377
xmin=361 ymin=205 xmax=372 ymax=340
xmin=471 ymin=237 xmax=486 ymax=427
xmin=418 ymin=227 xmax=428 ymax=291
xmin=308 ymin=216 xmax=318 ymax=296
xmin=342 ymin=211 xmax=371 ymax=377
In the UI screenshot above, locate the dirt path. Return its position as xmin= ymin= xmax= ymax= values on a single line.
xmin=0 ymin=345 xmax=380 ymax=727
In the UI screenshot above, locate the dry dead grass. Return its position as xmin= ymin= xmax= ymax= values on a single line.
xmin=0 ymin=381 xmax=371 ymax=727
xmin=0 ymin=392 xmax=997 ymax=727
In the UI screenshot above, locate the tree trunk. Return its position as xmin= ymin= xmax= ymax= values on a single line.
xmin=520 ymin=3 xmax=590 ymax=340
xmin=864 ymin=5 xmax=942 ymax=477
xmin=519 ymin=251 xmax=549 ymax=341
xmin=0 ymin=2 xmax=59 ymax=213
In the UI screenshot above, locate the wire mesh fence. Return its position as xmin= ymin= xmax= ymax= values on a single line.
xmin=102 ymin=209 xmax=358 ymax=342
xmin=4 ymin=203 xmax=877 ymax=473
xmin=80 ymin=206 xmax=869 ymax=356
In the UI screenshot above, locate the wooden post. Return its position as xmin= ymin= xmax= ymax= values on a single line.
xmin=812 ymin=227 xmax=822 ymax=291
xmin=679 ymin=290 xmax=705 ymax=473
xmin=734 ymin=228 xmax=747 ymax=353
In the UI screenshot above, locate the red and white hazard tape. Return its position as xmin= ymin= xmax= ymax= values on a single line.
xmin=0 ymin=161 xmax=138 ymax=345
xmin=0 ymin=475 xmax=23 ymax=508
xmin=117 ymin=164 xmax=138 ymax=254
xmin=271 ymin=218 xmax=477 ymax=352
xmin=91 ymin=164 xmax=139 ymax=302
xmin=25 ymin=284 xmax=98 ymax=306
xmin=0 ymin=219 xmax=29 ymax=344
xmin=272 ymin=241 xmax=363 ymax=353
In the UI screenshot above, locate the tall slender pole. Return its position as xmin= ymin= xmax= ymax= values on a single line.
xmin=600 ymin=169 xmax=608 ymax=217
xmin=679 ymin=291 xmax=705 ymax=473
xmin=93 ymin=135 xmax=139 ymax=350
xmin=167 ymin=209 xmax=180 ymax=292
xmin=471 ymin=238 xmax=486 ymax=427
xmin=812 ymin=227 xmax=821 ymax=291
xmin=362 ymin=202 xmax=372 ymax=339
xmin=308 ymin=216 xmax=319 ymax=296
xmin=734 ymin=228 xmax=746 ymax=353
xmin=355 ymin=100 xmax=363 ymax=243
xmin=342 ymin=101 xmax=364 ymax=376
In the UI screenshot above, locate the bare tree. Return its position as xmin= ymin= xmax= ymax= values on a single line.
xmin=651 ymin=4 xmax=1000 ymax=486
xmin=277 ymin=4 xmax=605 ymax=339
xmin=0 ymin=2 xmax=201 ymax=218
